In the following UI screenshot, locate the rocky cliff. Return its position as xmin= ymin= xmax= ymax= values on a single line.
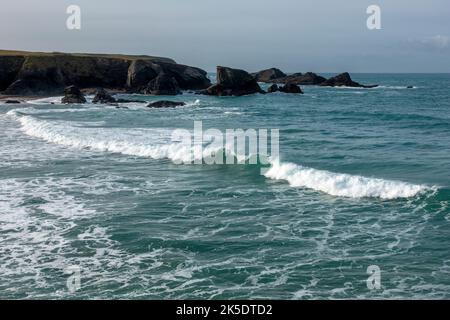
xmin=0 ymin=50 xmax=210 ymax=95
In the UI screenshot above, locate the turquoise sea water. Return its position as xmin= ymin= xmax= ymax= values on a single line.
xmin=0 ymin=74 xmax=449 ymax=299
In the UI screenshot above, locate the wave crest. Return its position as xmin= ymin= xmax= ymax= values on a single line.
xmin=8 ymin=109 xmax=433 ymax=199
xmin=264 ymin=161 xmax=430 ymax=199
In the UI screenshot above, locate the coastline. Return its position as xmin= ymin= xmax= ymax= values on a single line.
xmin=0 ymin=88 xmax=128 ymax=103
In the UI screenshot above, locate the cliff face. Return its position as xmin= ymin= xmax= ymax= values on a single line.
xmin=0 ymin=50 xmax=210 ymax=95
xmin=0 ymin=56 xmax=25 ymax=91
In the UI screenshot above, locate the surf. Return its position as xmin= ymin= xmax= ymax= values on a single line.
xmin=7 ymin=108 xmax=433 ymax=200
xmin=264 ymin=160 xmax=431 ymax=199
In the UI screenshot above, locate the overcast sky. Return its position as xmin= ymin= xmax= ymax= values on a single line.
xmin=1 ymin=0 xmax=449 ymax=72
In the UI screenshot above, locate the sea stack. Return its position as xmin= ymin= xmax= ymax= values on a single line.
xmin=201 ymin=66 xmax=265 ymax=96
xmin=92 ymin=88 xmax=116 ymax=104
xmin=272 ymin=72 xmax=327 ymax=85
xmin=279 ymin=83 xmax=304 ymax=94
xmin=320 ymin=72 xmax=378 ymax=88
xmin=252 ymin=68 xmax=287 ymax=83
xmin=61 ymin=85 xmax=86 ymax=104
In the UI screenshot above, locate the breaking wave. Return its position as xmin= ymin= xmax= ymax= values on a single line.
xmin=7 ymin=109 xmax=432 ymax=199
xmin=264 ymin=161 xmax=431 ymax=199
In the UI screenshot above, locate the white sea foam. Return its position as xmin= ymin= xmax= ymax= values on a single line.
xmin=264 ymin=160 xmax=430 ymax=199
xmin=8 ymin=109 xmax=213 ymax=164
xmin=326 ymin=85 xmax=416 ymax=90
xmin=26 ymin=96 xmax=64 ymax=104
xmin=8 ymin=108 xmax=432 ymax=199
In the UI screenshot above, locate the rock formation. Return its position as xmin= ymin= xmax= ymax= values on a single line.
xmin=320 ymin=72 xmax=378 ymax=88
xmin=273 ymin=72 xmax=326 ymax=85
xmin=147 ymin=101 xmax=186 ymax=108
xmin=0 ymin=55 xmax=25 ymax=91
xmin=201 ymin=66 xmax=265 ymax=96
xmin=92 ymin=88 xmax=116 ymax=104
xmin=143 ymin=73 xmax=181 ymax=95
xmin=267 ymin=84 xmax=279 ymax=93
xmin=0 ymin=50 xmax=210 ymax=96
xmin=279 ymin=83 xmax=303 ymax=94
xmin=251 ymin=68 xmax=326 ymax=85
xmin=252 ymin=68 xmax=287 ymax=83
xmin=61 ymin=85 xmax=86 ymax=104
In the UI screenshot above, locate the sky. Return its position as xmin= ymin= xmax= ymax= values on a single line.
xmin=0 ymin=0 xmax=449 ymax=73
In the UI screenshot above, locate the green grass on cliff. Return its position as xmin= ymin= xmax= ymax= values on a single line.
xmin=0 ymin=49 xmax=175 ymax=63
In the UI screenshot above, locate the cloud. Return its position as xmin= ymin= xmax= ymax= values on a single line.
xmin=406 ymin=35 xmax=450 ymax=51
xmin=421 ymin=35 xmax=450 ymax=49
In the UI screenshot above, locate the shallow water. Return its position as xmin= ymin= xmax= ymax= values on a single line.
xmin=1 ymin=74 xmax=449 ymax=299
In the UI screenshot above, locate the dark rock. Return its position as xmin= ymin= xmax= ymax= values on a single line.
xmin=157 ymin=62 xmax=211 ymax=90
xmin=92 ymin=88 xmax=116 ymax=104
xmin=267 ymin=84 xmax=279 ymax=93
xmin=273 ymin=72 xmax=326 ymax=85
xmin=3 ymin=80 xmax=33 ymax=95
xmin=4 ymin=99 xmax=21 ymax=104
xmin=406 ymin=86 xmax=414 ymax=89
xmin=0 ymin=56 xmax=25 ymax=91
xmin=1 ymin=51 xmax=209 ymax=96
xmin=252 ymin=68 xmax=286 ymax=83
xmin=144 ymin=73 xmax=181 ymax=95
xmin=116 ymin=98 xmax=145 ymax=103
xmin=279 ymin=83 xmax=303 ymax=94
xmin=201 ymin=66 xmax=265 ymax=96
xmin=126 ymin=60 xmax=211 ymax=94
xmin=61 ymin=85 xmax=86 ymax=104
xmin=320 ymin=72 xmax=378 ymax=88
xmin=147 ymin=100 xmax=186 ymax=108
xmin=126 ymin=60 xmax=159 ymax=89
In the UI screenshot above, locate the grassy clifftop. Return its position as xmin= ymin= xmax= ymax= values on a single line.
xmin=0 ymin=49 xmax=176 ymax=64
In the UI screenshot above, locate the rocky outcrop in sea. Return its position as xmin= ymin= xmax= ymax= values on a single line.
xmin=252 ymin=68 xmax=287 ymax=83
xmin=61 ymin=85 xmax=86 ymax=104
xmin=201 ymin=66 xmax=265 ymax=96
xmin=319 ymin=72 xmax=378 ymax=88
xmin=252 ymin=68 xmax=377 ymax=88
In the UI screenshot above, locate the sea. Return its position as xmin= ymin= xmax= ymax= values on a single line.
xmin=0 ymin=73 xmax=449 ymax=299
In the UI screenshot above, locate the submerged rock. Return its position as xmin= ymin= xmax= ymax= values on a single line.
xmin=279 ymin=83 xmax=303 ymax=94
xmin=201 ymin=66 xmax=265 ymax=96
xmin=146 ymin=100 xmax=186 ymax=108
xmin=61 ymin=85 xmax=86 ymax=104
xmin=92 ymin=88 xmax=116 ymax=104
xmin=252 ymin=68 xmax=287 ymax=83
xmin=320 ymin=72 xmax=378 ymax=88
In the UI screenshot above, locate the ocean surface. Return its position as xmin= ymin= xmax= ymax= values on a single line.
xmin=1 ymin=74 xmax=449 ymax=299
